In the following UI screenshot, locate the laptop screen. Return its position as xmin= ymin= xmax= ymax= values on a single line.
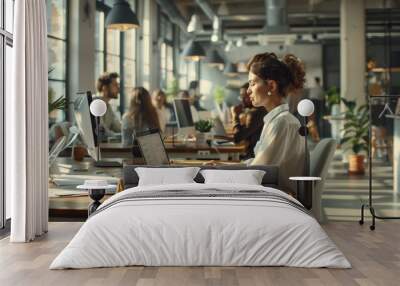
xmin=136 ymin=130 xmax=170 ymax=165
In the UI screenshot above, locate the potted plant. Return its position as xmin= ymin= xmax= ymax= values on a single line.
xmin=166 ymin=78 xmax=179 ymax=101
xmin=214 ymin=85 xmax=225 ymax=106
xmin=325 ymin=86 xmax=341 ymax=115
xmin=194 ymin=119 xmax=213 ymax=147
xmin=340 ymin=99 xmax=369 ymax=174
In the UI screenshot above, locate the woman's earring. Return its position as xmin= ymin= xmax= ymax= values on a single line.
xmin=267 ymin=91 xmax=272 ymax=96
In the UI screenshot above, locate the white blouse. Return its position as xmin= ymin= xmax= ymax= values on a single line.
xmin=156 ymin=106 xmax=171 ymax=133
xmin=246 ymin=103 xmax=305 ymax=194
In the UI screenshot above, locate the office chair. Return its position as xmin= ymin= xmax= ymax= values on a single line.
xmin=310 ymin=138 xmax=337 ymax=223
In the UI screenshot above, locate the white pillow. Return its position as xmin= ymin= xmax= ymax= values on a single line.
xmin=135 ymin=167 xmax=200 ymax=186
xmin=200 ymin=169 xmax=266 ymax=185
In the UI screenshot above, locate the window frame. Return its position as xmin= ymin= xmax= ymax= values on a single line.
xmin=47 ymin=0 xmax=69 ymax=122
xmin=158 ymin=10 xmax=175 ymax=90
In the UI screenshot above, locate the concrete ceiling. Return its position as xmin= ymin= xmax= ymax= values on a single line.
xmin=172 ymin=0 xmax=400 ymax=36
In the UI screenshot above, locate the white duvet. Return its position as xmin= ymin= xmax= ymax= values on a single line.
xmin=50 ymin=183 xmax=351 ymax=269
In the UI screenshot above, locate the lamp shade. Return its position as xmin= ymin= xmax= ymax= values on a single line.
xmin=90 ymin=99 xmax=107 ymax=117
xmin=105 ymin=0 xmax=140 ymax=31
xmin=182 ymin=40 xmax=205 ymax=61
xmin=187 ymin=14 xmax=203 ymax=33
xmin=224 ymin=62 xmax=238 ymax=77
xmin=297 ymin=99 xmax=315 ymax=117
xmin=206 ymin=49 xmax=224 ymax=67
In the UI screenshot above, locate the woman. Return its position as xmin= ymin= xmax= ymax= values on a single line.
xmin=152 ymin=89 xmax=171 ymax=133
xmin=122 ymin=87 xmax=160 ymax=146
xmin=178 ymin=90 xmax=199 ymax=122
xmin=245 ymin=52 xmax=306 ymax=194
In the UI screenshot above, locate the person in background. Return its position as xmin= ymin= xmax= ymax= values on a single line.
xmin=308 ymin=76 xmax=324 ymax=140
xmin=152 ymin=89 xmax=171 ymax=133
xmin=245 ymin=52 xmax=306 ymax=194
xmin=96 ymin=72 xmax=121 ymax=139
xmin=231 ymin=82 xmax=267 ymax=159
xmin=179 ymin=90 xmax=199 ymax=122
xmin=189 ymin=80 xmax=205 ymax=111
xmin=122 ymin=87 xmax=160 ymax=146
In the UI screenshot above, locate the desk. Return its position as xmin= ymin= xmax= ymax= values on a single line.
xmin=49 ymin=157 xmax=125 ymax=217
xmin=49 ymin=157 xmax=243 ymax=218
xmin=100 ymin=142 xmax=246 ymax=161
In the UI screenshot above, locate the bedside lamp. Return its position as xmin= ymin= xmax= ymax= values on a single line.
xmin=297 ymin=99 xmax=315 ymax=176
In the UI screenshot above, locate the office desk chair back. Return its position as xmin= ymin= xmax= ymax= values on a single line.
xmin=135 ymin=129 xmax=170 ymax=165
xmin=310 ymin=138 xmax=337 ymax=222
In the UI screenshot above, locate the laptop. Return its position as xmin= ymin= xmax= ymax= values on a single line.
xmin=135 ymin=129 xmax=214 ymax=166
xmin=134 ymin=129 xmax=171 ymax=165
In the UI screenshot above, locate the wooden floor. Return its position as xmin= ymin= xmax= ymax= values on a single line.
xmin=1 ymin=221 xmax=400 ymax=286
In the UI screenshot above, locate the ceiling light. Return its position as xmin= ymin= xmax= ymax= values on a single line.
xmin=181 ymin=40 xmax=206 ymax=62
xmin=105 ymin=0 xmax=140 ymax=31
xmin=187 ymin=14 xmax=203 ymax=33
xmin=224 ymin=40 xmax=234 ymax=52
xmin=217 ymin=1 xmax=229 ymax=16
xmin=224 ymin=62 xmax=238 ymax=77
xmin=206 ymin=49 xmax=225 ymax=68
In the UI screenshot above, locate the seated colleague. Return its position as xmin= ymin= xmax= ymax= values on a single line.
xmin=152 ymin=89 xmax=171 ymax=133
xmin=245 ymin=52 xmax=306 ymax=194
xmin=231 ymin=82 xmax=267 ymax=160
xmin=122 ymin=87 xmax=160 ymax=146
xmin=189 ymin=80 xmax=205 ymax=111
xmin=96 ymin=72 xmax=122 ymax=139
xmin=179 ymin=90 xmax=199 ymax=122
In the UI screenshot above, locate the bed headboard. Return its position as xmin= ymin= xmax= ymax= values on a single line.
xmin=123 ymin=165 xmax=279 ymax=190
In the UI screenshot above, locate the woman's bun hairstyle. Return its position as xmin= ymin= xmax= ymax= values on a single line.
xmin=282 ymin=54 xmax=306 ymax=94
xmin=247 ymin=52 xmax=306 ymax=96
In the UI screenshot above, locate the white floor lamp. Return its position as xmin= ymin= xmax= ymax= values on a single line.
xmin=297 ymin=99 xmax=315 ymax=176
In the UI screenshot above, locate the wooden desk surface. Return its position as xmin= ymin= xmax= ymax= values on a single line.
xmin=49 ymin=157 xmax=244 ymax=217
xmin=100 ymin=142 xmax=246 ymax=154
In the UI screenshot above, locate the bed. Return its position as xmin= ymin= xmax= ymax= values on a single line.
xmin=50 ymin=165 xmax=350 ymax=269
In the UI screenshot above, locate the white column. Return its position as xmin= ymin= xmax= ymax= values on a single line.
xmin=139 ymin=0 xmax=159 ymax=90
xmin=68 ymin=0 xmax=96 ymax=119
xmin=340 ymin=0 xmax=365 ymax=107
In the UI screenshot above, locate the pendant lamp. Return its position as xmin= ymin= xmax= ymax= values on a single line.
xmin=106 ymin=0 xmax=140 ymax=31
xmin=224 ymin=62 xmax=238 ymax=77
xmin=206 ymin=49 xmax=224 ymax=67
xmin=182 ymin=40 xmax=205 ymax=62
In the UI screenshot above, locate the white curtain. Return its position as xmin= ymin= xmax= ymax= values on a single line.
xmin=7 ymin=0 xmax=48 ymax=242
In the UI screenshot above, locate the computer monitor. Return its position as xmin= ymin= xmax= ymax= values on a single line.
xmin=74 ymin=91 xmax=122 ymax=167
xmin=135 ymin=129 xmax=170 ymax=165
xmin=74 ymin=91 xmax=98 ymax=161
xmin=173 ymin=99 xmax=196 ymax=136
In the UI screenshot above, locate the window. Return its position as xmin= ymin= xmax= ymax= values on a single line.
xmin=159 ymin=13 xmax=174 ymax=90
xmin=1 ymin=0 xmax=14 ymax=229
xmin=47 ymin=0 xmax=67 ymax=124
xmin=177 ymin=30 xmax=197 ymax=90
xmin=95 ymin=0 xmax=137 ymax=114
xmin=123 ymin=28 xmax=137 ymax=110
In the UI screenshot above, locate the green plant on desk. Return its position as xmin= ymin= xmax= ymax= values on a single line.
xmin=194 ymin=120 xmax=213 ymax=133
